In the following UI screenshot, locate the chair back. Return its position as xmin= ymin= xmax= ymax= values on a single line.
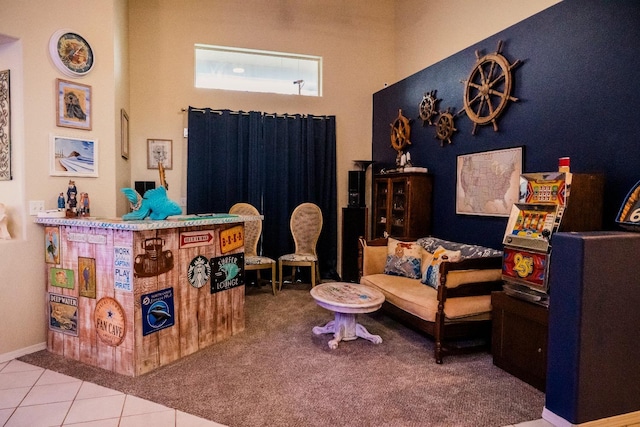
xmin=290 ymin=203 xmax=323 ymax=256
xmin=229 ymin=203 xmax=261 ymax=257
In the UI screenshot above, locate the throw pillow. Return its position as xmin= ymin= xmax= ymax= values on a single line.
xmin=422 ymin=245 xmax=462 ymax=289
xmin=417 ymin=237 xmax=502 ymax=260
xmin=384 ymin=238 xmax=422 ymax=279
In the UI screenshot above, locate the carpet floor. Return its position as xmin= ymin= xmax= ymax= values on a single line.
xmin=20 ymin=283 xmax=545 ymax=427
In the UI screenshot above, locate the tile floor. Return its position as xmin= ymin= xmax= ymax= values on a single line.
xmin=1 ymin=357 xmax=552 ymax=427
xmin=0 ymin=359 xmax=225 ymax=427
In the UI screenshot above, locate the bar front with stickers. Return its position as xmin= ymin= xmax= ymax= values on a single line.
xmin=36 ymin=214 xmax=258 ymax=376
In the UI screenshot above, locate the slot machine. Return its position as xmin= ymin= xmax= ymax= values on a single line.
xmin=502 ymin=172 xmax=570 ymax=306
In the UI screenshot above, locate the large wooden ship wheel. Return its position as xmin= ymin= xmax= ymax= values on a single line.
xmin=390 ymin=109 xmax=411 ymax=152
xmin=462 ymin=40 xmax=521 ymax=134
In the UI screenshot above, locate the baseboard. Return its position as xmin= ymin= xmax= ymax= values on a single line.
xmin=0 ymin=342 xmax=46 ymax=364
xmin=543 ymin=407 xmax=640 ymax=427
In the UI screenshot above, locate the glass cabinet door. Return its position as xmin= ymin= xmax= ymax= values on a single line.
xmin=374 ymin=180 xmax=389 ymax=237
xmin=390 ymin=179 xmax=407 ymax=235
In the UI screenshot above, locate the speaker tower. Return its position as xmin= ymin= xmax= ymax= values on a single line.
xmin=348 ymin=170 xmax=366 ymax=207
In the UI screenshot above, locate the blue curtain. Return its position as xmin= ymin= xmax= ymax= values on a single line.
xmin=187 ymin=107 xmax=338 ymax=279
xmin=187 ymin=108 xmax=263 ymax=212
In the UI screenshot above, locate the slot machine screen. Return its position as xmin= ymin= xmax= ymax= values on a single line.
xmin=503 ymin=203 xmax=557 ymax=253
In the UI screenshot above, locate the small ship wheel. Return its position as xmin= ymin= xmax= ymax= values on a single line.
xmin=419 ymin=91 xmax=439 ymax=126
xmin=435 ymin=110 xmax=457 ymax=146
xmin=390 ymin=109 xmax=411 ymax=152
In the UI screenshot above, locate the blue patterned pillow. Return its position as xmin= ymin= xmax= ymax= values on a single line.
xmin=384 ymin=238 xmax=423 ymax=279
xmin=422 ymin=246 xmax=462 ymax=289
xmin=417 ymin=237 xmax=502 ymax=260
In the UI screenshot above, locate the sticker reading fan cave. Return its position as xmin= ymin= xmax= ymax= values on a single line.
xmin=94 ymin=297 xmax=126 ymax=346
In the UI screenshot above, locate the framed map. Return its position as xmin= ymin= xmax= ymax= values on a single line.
xmin=456 ymin=146 xmax=523 ymax=217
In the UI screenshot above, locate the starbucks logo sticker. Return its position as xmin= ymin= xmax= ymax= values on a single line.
xmin=187 ymin=255 xmax=211 ymax=288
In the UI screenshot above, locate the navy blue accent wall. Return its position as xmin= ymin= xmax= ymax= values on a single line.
xmin=372 ymin=0 xmax=640 ymax=249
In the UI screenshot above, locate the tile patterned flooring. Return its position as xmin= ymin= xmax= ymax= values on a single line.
xmin=1 ymin=357 xmax=552 ymax=427
xmin=0 ymin=359 xmax=225 ymax=427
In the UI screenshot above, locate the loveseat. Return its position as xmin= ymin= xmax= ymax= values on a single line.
xmin=358 ymin=236 xmax=504 ymax=363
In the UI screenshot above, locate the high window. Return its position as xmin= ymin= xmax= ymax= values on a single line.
xmin=195 ymin=44 xmax=322 ymax=96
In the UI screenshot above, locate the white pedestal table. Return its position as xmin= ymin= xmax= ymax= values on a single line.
xmin=310 ymin=282 xmax=385 ymax=349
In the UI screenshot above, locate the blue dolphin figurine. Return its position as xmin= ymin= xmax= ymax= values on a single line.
xmin=121 ymin=186 xmax=182 ymax=220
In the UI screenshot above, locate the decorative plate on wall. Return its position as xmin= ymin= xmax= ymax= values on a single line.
xmin=49 ymin=29 xmax=95 ymax=78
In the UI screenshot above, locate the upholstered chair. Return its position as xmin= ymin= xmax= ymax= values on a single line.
xmin=229 ymin=203 xmax=277 ymax=295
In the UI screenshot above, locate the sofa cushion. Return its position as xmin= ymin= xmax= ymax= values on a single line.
xmin=422 ymin=246 xmax=462 ymax=288
xmin=384 ymin=238 xmax=423 ymax=279
xmin=361 ymin=244 xmax=387 ymax=276
xmin=360 ymin=273 xmax=492 ymax=322
xmin=417 ymin=237 xmax=502 ymax=260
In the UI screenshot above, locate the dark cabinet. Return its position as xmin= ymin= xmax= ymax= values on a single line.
xmin=373 ymin=173 xmax=432 ymax=239
xmin=491 ymin=291 xmax=548 ymax=391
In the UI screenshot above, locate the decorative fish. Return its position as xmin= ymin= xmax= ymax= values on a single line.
xmin=121 ymin=186 xmax=181 ymax=220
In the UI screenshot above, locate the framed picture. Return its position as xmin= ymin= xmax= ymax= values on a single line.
xmin=45 ymin=226 xmax=61 ymax=264
xmin=147 ymin=139 xmax=172 ymax=169
xmin=56 ymin=78 xmax=91 ymax=130
xmin=50 ymin=267 xmax=74 ymax=289
xmin=0 ymin=69 xmax=11 ymax=181
xmin=456 ymin=146 xmax=523 ymax=217
xmin=78 ymin=257 xmax=96 ymax=298
xmin=121 ymin=109 xmax=129 ymax=159
xmin=50 ymin=134 xmax=98 ymax=177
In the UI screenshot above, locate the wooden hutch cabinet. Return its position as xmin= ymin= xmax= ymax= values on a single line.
xmin=373 ymin=172 xmax=432 ymax=239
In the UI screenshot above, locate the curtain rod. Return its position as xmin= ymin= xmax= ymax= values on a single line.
xmin=182 ymin=108 xmax=331 ymax=119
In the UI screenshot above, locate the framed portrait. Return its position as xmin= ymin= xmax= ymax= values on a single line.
xmin=50 ymin=134 xmax=99 ymax=177
xmin=456 ymin=146 xmax=523 ymax=217
xmin=56 ymin=78 xmax=91 ymax=130
xmin=121 ymin=109 xmax=129 ymax=159
xmin=147 ymin=139 xmax=173 ymax=169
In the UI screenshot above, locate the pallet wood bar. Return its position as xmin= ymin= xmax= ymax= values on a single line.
xmin=36 ymin=214 xmax=257 ymax=376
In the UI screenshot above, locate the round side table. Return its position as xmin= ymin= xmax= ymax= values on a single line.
xmin=310 ymin=282 xmax=385 ymax=349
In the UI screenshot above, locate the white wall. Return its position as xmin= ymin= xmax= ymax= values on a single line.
xmin=0 ymin=0 xmax=125 ymax=360
xmin=393 ymin=0 xmax=562 ymax=81
xmin=127 ymin=0 xmax=396 ymax=219
xmin=0 ymin=0 xmax=558 ymax=360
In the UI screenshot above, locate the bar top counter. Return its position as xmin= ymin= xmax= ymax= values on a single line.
xmin=35 ymin=213 xmax=261 ymax=230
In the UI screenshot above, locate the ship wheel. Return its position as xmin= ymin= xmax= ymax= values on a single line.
xmin=418 ymin=90 xmax=440 ymax=126
xmin=462 ymin=40 xmax=521 ymax=134
xmin=435 ymin=108 xmax=457 ymax=146
xmin=390 ymin=109 xmax=411 ymax=152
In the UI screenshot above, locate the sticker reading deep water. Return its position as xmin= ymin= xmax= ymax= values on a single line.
xmin=210 ymin=253 xmax=244 ymax=294
xmin=141 ymin=288 xmax=175 ymax=336
xmin=49 ymin=293 xmax=78 ymax=336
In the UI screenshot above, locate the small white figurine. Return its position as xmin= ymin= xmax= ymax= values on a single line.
xmin=0 ymin=203 xmax=11 ymax=240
